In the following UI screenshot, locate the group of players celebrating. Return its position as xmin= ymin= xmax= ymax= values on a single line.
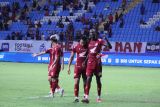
xmin=33 ymin=30 xmax=112 ymax=103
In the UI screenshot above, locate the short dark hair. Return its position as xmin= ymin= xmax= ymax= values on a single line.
xmin=80 ymin=36 xmax=87 ymax=41
xmin=50 ymin=36 xmax=58 ymax=43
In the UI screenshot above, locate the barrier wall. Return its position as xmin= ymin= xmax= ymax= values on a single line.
xmin=0 ymin=40 xmax=160 ymax=67
xmin=0 ymin=40 xmax=148 ymax=53
xmin=0 ymin=52 xmax=160 ymax=67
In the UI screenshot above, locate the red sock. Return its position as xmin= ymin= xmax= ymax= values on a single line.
xmin=74 ymin=83 xmax=79 ymax=97
xmin=97 ymin=83 xmax=102 ymax=97
xmin=51 ymin=80 xmax=58 ymax=94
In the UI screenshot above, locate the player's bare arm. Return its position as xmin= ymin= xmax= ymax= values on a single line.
xmin=32 ymin=51 xmax=46 ymax=57
xmin=104 ymin=38 xmax=112 ymax=49
xmin=67 ymin=51 xmax=75 ymax=75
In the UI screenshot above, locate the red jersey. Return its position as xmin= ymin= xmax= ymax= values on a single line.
xmin=46 ymin=44 xmax=63 ymax=67
xmin=86 ymin=39 xmax=106 ymax=76
xmin=88 ymin=39 xmax=105 ymax=60
xmin=72 ymin=43 xmax=88 ymax=67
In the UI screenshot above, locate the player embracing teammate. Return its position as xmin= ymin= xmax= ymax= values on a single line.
xmin=81 ymin=31 xmax=112 ymax=103
xmin=67 ymin=36 xmax=88 ymax=102
xmin=68 ymin=31 xmax=112 ymax=103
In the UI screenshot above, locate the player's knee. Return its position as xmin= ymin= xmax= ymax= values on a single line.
xmin=51 ymin=77 xmax=58 ymax=82
xmin=86 ymin=76 xmax=92 ymax=83
xmin=48 ymin=76 xmax=52 ymax=82
xmin=87 ymin=76 xmax=92 ymax=80
xmin=74 ymin=78 xmax=80 ymax=85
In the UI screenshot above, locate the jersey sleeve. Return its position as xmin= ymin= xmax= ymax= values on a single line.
xmin=99 ymin=39 xmax=106 ymax=46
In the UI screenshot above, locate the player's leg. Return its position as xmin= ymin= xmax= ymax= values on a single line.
xmin=73 ymin=77 xmax=80 ymax=102
xmin=95 ymin=63 xmax=102 ymax=102
xmin=55 ymin=82 xmax=61 ymax=93
xmin=82 ymin=75 xmax=92 ymax=103
xmin=48 ymin=75 xmax=58 ymax=98
xmin=82 ymin=68 xmax=93 ymax=103
xmin=48 ymin=76 xmax=53 ymax=96
xmin=49 ymin=80 xmax=63 ymax=95
xmin=82 ymin=71 xmax=87 ymax=98
xmin=55 ymin=80 xmax=64 ymax=97
xmin=51 ymin=77 xmax=58 ymax=97
xmin=48 ymin=76 xmax=52 ymax=92
xmin=82 ymin=61 xmax=96 ymax=103
xmin=48 ymin=66 xmax=53 ymax=95
xmin=73 ymin=67 xmax=81 ymax=102
xmin=95 ymin=75 xmax=102 ymax=102
xmin=85 ymin=76 xmax=92 ymax=98
xmin=50 ymin=67 xmax=60 ymax=97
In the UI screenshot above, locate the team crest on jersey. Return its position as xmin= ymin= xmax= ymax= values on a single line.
xmin=95 ymin=43 xmax=98 ymax=46
xmin=79 ymin=51 xmax=87 ymax=57
xmin=90 ymin=47 xmax=96 ymax=53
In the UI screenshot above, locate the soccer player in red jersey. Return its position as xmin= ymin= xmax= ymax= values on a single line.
xmin=67 ymin=36 xmax=88 ymax=103
xmin=82 ymin=33 xmax=112 ymax=103
xmin=49 ymin=35 xmax=64 ymax=96
xmin=33 ymin=35 xmax=64 ymax=97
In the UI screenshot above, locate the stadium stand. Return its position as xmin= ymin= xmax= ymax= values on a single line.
xmin=111 ymin=0 xmax=160 ymax=42
xmin=0 ymin=0 xmax=159 ymax=42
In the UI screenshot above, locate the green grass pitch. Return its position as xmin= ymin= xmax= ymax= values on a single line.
xmin=0 ymin=62 xmax=160 ymax=107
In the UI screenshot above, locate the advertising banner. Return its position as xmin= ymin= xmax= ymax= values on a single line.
xmin=0 ymin=40 xmax=51 ymax=53
xmin=0 ymin=40 xmax=147 ymax=53
xmin=146 ymin=42 xmax=160 ymax=53
xmin=0 ymin=52 xmax=160 ymax=67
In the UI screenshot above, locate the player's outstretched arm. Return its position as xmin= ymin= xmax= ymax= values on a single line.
xmin=67 ymin=51 xmax=75 ymax=75
xmin=32 ymin=51 xmax=46 ymax=57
